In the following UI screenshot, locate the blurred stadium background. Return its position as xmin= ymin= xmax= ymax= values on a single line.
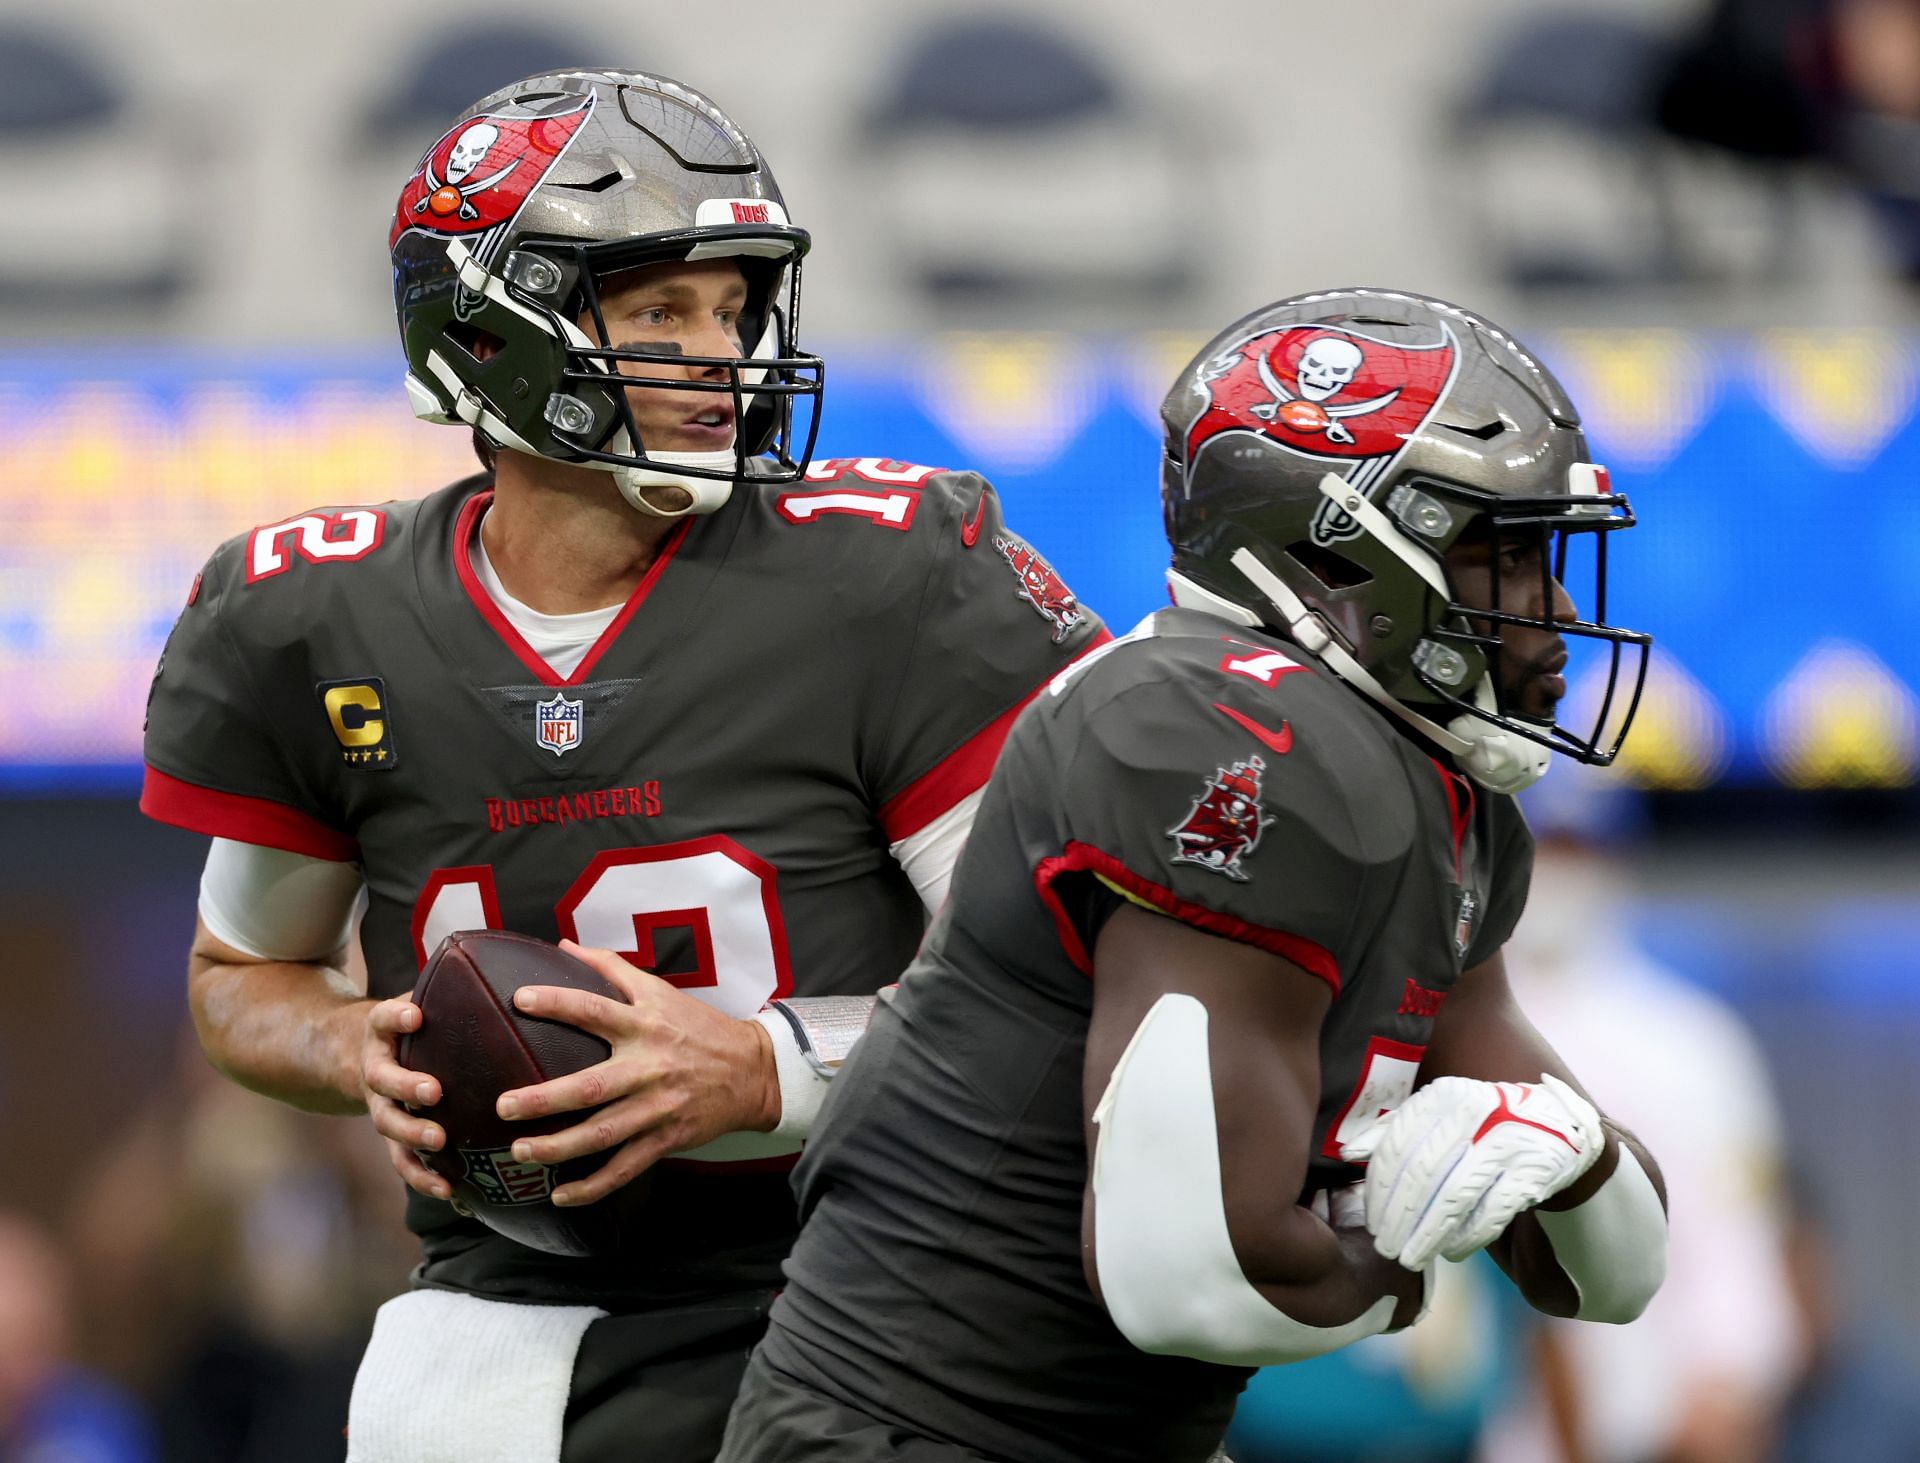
xmin=3 ymin=0 xmax=1918 ymax=1458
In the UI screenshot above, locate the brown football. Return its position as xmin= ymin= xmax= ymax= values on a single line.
xmin=398 ymin=929 xmax=644 ymax=1257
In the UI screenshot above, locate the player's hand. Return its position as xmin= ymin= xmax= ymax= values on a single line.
xmin=1312 ymin=1181 xmax=1430 ymax=1332
xmin=492 ymin=940 xmax=779 ymax=1206
xmin=357 ymin=996 xmax=452 ymax=1202
xmin=1340 ymin=1073 xmax=1601 ymax=1271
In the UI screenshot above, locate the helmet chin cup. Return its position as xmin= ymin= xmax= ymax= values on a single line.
xmin=1445 ymin=682 xmax=1552 ymax=794
xmin=610 ymin=447 xmax=739 ymax=518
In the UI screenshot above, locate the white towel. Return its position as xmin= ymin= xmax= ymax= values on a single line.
xmin=346 ymin=1288 xmax=606 ymax=1463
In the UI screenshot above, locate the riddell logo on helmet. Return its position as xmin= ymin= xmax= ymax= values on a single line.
xmin=390 ymin=100 xmax=595 ymax=251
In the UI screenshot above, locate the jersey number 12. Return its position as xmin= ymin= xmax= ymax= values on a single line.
xmin=410 ymin=834 xmax=793 ymax=1020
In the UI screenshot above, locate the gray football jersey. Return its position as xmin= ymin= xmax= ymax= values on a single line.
xmin=760 ymin=607 xmax=1532 ymax=1462
xmin=141 ymin=459 xmax=1107 ymax=1308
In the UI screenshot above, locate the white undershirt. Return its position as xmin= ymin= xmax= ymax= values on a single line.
xmin=469 ymin=510 xmax=619 ymax=681
xmin=198 ymin=514 xmax=974 ymax=960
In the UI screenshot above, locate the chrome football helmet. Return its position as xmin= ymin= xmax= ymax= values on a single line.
xmin=390 ymin=69 xmax=823 ymax=516
xmin=1162 ymin=288 xmax=1649 ymax=793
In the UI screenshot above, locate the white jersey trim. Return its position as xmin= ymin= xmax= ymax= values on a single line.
xmin=199 ymin=837 xmax=364 ymax=963
xmin=469 ymin=512 xmax=621 ymax=681
xmin=889 ymin=786 xmax=982 ymax=915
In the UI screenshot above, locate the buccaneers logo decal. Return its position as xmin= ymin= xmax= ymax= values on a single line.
xmin=1168 ymin=755 xmax=1275 ymax=881
xmin=994 ymin=535 xmax=1083 ymax=644
xmin=1186 ymin=323 xmax=1459 ymax=543
xmin=390 ymin=100 xmax=594 ymax=250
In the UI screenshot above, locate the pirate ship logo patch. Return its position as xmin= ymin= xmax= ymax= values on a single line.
xmin=1167 ymin=754 xmax=1276 ymax=881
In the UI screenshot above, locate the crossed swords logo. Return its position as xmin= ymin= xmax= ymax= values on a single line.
xmin=1205 ymin=337 xmax=1402 ymax=445
xmin=413 ymin=123 xmax=523 ymax=223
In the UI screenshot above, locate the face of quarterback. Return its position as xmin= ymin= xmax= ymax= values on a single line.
xmin=580 ymin=258 xmax=750 ymax=455
xmin=1444 ymin=524 xmax=1576 ymax=722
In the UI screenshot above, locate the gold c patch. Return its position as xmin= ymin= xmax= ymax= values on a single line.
xmin=318 ymin=677 xmax=399 ymax=769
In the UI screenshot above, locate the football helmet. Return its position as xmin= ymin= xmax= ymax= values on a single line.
xmin=390 ymin=69 xmax=823 ymax=516
xmin=1161 ymin=288 xmax=1649 ymax=792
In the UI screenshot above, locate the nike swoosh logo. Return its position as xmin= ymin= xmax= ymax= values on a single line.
xmin=1212 ymin=702 xmax=1293 ymax=755
xmin=960 ymin=490 xmax=987 ymax=547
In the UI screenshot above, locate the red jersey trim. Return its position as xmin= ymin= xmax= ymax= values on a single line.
xmin=1032 ymin=840 xmax=1341 ymax=993
xmin=877 ymin=629 xmax=1115 ymax=843
xmin=451 ymin=490 xmax=693 ymax=687
xmin=140 ymin=765 xmax=360 ymax=862
xmin=1425 ymin=757 xmax=1474 ymax=880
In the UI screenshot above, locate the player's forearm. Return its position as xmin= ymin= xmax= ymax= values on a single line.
xmin=188 ymin=957 xmax=370 ymax=1115
xmin=1239 ymin=1211 xmax=1425 ymax=1330
xmin=1492 ymin=1124 xmax=1667 ymax=1319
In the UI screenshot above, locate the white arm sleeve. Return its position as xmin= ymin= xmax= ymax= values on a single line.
xmin=1533 ymin=1142 xmax=1669 ymax=1323
xmin=1090 ymin=994 xmax=1409 ymax=1366
xmin=887 ymin=787 xmax=983 ymax=915
xmin=198 ymin=837 xmax=365 ymax=963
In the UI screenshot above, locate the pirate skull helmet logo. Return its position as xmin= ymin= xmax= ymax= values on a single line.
xmin=413 ymin=119 xmax=525 ymax=223
xmin=446 ymin=122 xmax=500 ymax=182
xmin=1296 ymin=337 xmax=1363 ymax=401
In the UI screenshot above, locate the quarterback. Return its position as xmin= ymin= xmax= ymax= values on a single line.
xmin=139 ymin=70 xmax=1105 ymax=1462
xmin=719 ymin=290 xmax=1670 ymax=1463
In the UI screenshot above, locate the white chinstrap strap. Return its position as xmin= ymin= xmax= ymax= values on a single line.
xmin=1534 ymin=1143 xmax=1668 ymax=1323
xmin=1091 ymin=993 xmax=1409 ymax=1366
xmin=346 ymin=1289 xmax=604 ymax=1463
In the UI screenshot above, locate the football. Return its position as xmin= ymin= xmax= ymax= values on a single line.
xmin=398 ymin=929 xmax=641 ymax=1257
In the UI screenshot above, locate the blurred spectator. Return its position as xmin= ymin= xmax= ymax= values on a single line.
xmin=1768 ymin=1174 xmax=1920 ymax=1461
xmin=0 ymin=1210 xmax=153 ymax=1463
xmin=1227 ymin=1257 xmax=1526 ymax=1463
xmin=1832 ymin=0 xmax=1920 ymax=279
xmin=66 ymin=1028 xmax=413 ymax=1463
xmin=1659 ymin=0 xmax=1920 ymax=282
xmin=1480 ymin=766 xmax=1801 ymax=1463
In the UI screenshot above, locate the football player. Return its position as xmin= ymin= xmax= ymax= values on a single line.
xmin=717 ymin=290 xmax=1671 ymax=1463
xmin=140 ymin=69 xmax=1108 ymax=1463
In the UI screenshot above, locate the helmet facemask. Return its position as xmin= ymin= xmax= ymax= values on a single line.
xmin=548 ymin=234 xmax=823 ymax=514
xmin=1206 ymin=466 xmax=1649 ymax=793
xmin=1406 ymin=471 xmax=1651 ymax=771
xmin=419 ymin=230 xmax=823 ymax=517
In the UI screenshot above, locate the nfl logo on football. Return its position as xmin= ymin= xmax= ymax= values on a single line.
xmin=534 ymin=691 xmax=583 ymax=757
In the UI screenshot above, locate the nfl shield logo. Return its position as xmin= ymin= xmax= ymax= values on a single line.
xmin=534 ymin=691 xmax=583 ymax=757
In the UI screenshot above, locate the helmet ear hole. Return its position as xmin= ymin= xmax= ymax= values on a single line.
xmin=1284 ymin=540 xmax=1374 ymax=591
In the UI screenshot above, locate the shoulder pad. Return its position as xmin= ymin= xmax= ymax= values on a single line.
xmin=1062 ymin=633 xmax=1418 ymax=867
xmin=193 ymin=496 xmax=422 ymax=638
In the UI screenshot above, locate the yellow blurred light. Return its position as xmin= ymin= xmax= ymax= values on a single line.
xmin=0 ymin=380 xmax=471 ymax=761
xmin=1762 ymin=640 xmax=1919 ymax=788
xmin=1570 ymin=651 xmax=1730 ymax=790
xmin=1549 ymin=330 xmax=1711 ymax=471
xmin=1756 ymin=330 xmax=1914 ymax=469
xmin=914 ymin=333 xmax=1100 ymax=472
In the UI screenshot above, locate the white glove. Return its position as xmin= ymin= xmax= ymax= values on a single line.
xmin=1340 ymin=1073 xmax=1602 ymax=1270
